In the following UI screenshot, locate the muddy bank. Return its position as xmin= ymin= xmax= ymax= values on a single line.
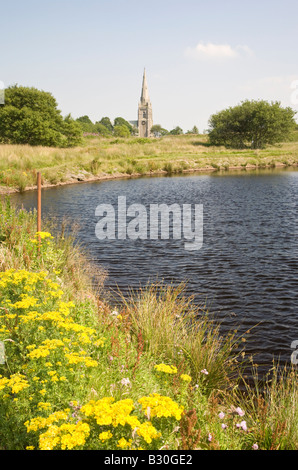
xmin=0 ymin=161 xmax=296 ymax=195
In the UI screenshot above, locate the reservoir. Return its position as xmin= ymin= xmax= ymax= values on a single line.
xmin=10 ymin=168 xmax=298 ymax=375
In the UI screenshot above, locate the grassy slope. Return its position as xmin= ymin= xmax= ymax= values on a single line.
xmin=0 ymin=132 xmax=298 ymax=192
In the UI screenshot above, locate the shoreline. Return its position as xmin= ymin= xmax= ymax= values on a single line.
xmin=1 ymin=161 xmax=297 ymax=195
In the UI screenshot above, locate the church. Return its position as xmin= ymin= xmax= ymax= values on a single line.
xmin=130 ymin=69 xmax=153 ymax=137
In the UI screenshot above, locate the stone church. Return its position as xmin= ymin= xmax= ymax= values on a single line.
xmin=130 ymin=69 xmax=153 ymax=137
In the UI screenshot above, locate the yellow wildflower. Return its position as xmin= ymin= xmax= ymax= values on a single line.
xmin=37 ymin=402 xmax=52 ymax=411
xmin=35 ymin=231 xmax=54 ymax=240
xmin=154 ymin=363 xmax=177 ymax=374
xmin=180 ymin=374 xmax=192 ymax=382
xmin=117 ymin=437 xmax=132 ymax=449
xmin=99 ymin=431 xmax=113 ymax=442
xmin=138 ymin=394 xmax=184 ymax=420
xmin=137 ymin=422 xmax=161 ymax=444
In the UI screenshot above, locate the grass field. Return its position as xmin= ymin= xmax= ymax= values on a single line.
xmin=1 ymin=133 xmax=298 ymax=192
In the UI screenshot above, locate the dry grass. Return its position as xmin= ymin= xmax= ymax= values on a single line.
xmin=0 ymin=134 xmax=298 ymax=192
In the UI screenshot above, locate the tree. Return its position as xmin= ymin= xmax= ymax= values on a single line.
xmin=114 ymin=117 xmax=134 ymax=135
xmin=169 ymin=126 xmax=183 ymax=135
xmin=76 ymin=115 xmax=95 ymax=133
xmin=94 ymin=122 xmax=112 ymax=137
xmin=98 ymin=117 xmax=113 ymax=133
xmin=0 ymin=105 xmax=64 ymax=147
xmin=113 ymin=124 xmax=130 ymax=138
xmin=186 ymin=125 xmax=199 ymax=134
xmin=151 ymin=124 xmax=169 ymax=136
xmin=208 ymin=100 xmax=297 ymax=149
xmin=0 ymin=85 xmax=83 ymax=147
xmin=63 ymin=114 xmax=83 ymax=147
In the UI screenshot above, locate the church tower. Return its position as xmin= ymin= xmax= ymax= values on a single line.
xmin=138 ymin=69 xmax=153 ymax=137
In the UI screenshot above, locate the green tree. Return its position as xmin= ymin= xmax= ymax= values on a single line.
xmin=208 ymin=100 xmax=297 ymax=149
xmin=75 ymin=115 xmax=96 ymax=133
xmin=98 ymin=116 xmax=114 ymax=133
xmin=0 ymin=85 xmax=83 ymax=147
xmin=186 ymin=125 xmax=199 ymax=134
xmin=169 ymin=126 xmax=183 ymax=135
xmin=94 ymin=122 xmax=112 ymax=136
xmin=114 ymin=117 xmax=134 ymax=134
xmin=63 ymin=114 xmax=83 ymax=147
xmin=0 ymin=106 xmax=63 ymax=146
xmin=113 ymin=124 xmax=130 ymax=138
xmin=151 ymin=124 xmax=169 ymax=136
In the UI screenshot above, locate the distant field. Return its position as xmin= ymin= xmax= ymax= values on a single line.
xmin=0 ymin=133 xmax=298 ymax=192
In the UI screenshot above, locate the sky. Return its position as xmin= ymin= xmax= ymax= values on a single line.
xmin=1 ymin=0 xmax=298 ymax=132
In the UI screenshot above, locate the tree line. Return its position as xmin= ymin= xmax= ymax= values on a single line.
xmin=0 ymin=85 xmax=296 ymax=148
xmin=75 ymin=117 xmax=200 ymax=137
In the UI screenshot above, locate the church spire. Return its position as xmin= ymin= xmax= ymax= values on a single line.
xmin=138 ymin=68 xmax=153 ymax=138
xmin=140 ymin=68 xmax=150 ymax=104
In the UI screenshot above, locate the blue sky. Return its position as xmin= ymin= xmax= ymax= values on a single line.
xmin=1 ymin=0 xmax=298 ymax=132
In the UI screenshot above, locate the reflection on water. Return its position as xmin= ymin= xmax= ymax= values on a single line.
xmin=10 ymin=168 xmax=298 ymax=374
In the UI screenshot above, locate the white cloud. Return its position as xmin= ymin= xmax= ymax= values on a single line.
xmin=185 ymin=42 xmax=253 ymax=60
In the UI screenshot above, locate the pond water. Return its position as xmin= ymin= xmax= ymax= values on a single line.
xmin=10 ymin=168 xmax=298 ymax=375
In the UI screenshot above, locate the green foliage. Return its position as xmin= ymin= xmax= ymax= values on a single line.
xmin=151 ymin=124 xmax=169 ymax=136
xmin=0 ymin=85 xmax=83 ymax=147
xmin=62 ymin=115 xmax=83 ymax=147
xmin=97 ymin=116 xmax=114 ymax=133
xmin=208 ymin=100 xmax=297 ymax=149
xmin=169 ymin=126 xmax=184 ymax=135
xmin=186 ymin=125 xmax=199 ymax=135
xmin=94 ymin=123 xmax=112 ymax=136
xmin=113 ymin=124 xmax=130 ymax=138
xmin=75 ymin=115 xmax=95 ymax=133
xmin=114 ymin=117 xmax=134 ymax=135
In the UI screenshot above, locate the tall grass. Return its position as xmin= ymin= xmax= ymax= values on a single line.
xmin=121 ymin=283 xmax=245 ymax=394
xmin=1 ymin=134 xmax=298 ymax=192
xmin=231 ymin=364 xmax=298 ymax=450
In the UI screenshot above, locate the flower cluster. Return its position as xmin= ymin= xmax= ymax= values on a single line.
xmin=81 ymin=397 xmax=135 ymax=427
xmin=39 ymin=421 xmax=90 ymax=450
xmin=25 ymin=410 xmax=90 ymax=450
xmin=180 ymin=374 xmax=192 ymax=382
xmin=154 ymin=363 xmax=177 ymax=374
xmin=0 ymin=373 xmax=30 ymax=394
xmin=24 ymin=392 xmax=182 ymax=449
xmin=0 ymin=267 xmax=107 ymax=448
xmin=0 ymin=267 xmax=191 ymax=450
xmin=138 ymin=393 xmax=184 ymax=420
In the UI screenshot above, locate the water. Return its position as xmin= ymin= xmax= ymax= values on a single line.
xmin=10 ymin=168 xmax=298 ymax=374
